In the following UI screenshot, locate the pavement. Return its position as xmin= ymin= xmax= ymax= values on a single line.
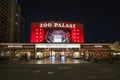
xmin=0 ymin=58 xmax=90 ymax=64
xmin=27 ymin=58 xmax=89 ymax=64
xmin=0 ymin=62 xmax=120 ymax=80
xmin=1 ymin=58 xmax=120 ymax=65
xmin=0 ymin=58 xmax=120 ymax=80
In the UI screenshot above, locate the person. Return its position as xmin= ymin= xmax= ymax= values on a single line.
xmin=110 ymin=54 xmax=114 ymax=64
xmin=24 ymin=53 xmax=28 ymax=62
xmin=0 ymin=51 xmax=4 ymax=57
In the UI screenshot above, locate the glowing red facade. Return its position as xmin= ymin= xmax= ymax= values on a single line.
xmin=31 ymin=21 xmax=84 ymax=43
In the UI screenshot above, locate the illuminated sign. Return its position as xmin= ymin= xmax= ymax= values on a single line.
xmin=82 ymin=45 xmax=103 ymax=48
xmin=23 ymin=45 xmax=34 ymax=48
xmin=82 ymin=45 xmax=94 ymax=48
xmin=8 ymin=45 xmax=22 ymax=48
xmin=40 ymin=23 xmax=76 ymax=28
xmin=94 ymin=45 xmax=103 ymax=48
xmin=31 ymin=21 xmax=84 ymax=43
xmin=45 ymin=29 xmax=71 ymax=43
xmin=7 ymin=45 xmax=34 ymax=48
xmin=35 ymin=44 xmax=81 ymax=48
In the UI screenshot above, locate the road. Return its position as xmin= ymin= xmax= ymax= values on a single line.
xmin=0 ymin=63 xmax=120 ymax=80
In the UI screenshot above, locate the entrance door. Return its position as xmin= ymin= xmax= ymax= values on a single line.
xmin=47 ymin=48 xmax=66 ymax=61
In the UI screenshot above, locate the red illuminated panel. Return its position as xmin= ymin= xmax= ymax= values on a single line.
xmin=31 ymin=22 xmax=44 ymax=43
xmin=31 ymin=21 xmax=84 ymax=43
xmin=71 ymin=23 xmax=84 ymax=43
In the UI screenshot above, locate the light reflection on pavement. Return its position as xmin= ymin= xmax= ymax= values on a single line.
xmin=27 ymin=58 xmax=89 ymax=64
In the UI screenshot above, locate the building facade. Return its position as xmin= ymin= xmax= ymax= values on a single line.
xmin=0 ymin=43 xmax=112 ymax=61
xmin=0 ymin=0 xmax=25 ymax=43
xmin=0 ymin=0 xmax=9 ymax=42
xmin=0 ymin=43 xmax=35 ymax=60
xmin=30 ymin=21 xmax=112 ymax=61
xmin=0 ymin=21 xmax=116 ymax=62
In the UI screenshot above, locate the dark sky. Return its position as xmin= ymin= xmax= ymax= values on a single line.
xmin=18 ymin=0 xmax=120 ymax=43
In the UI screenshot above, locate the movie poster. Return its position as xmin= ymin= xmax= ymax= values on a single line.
xmin=45 ymin=29 xmax=71 ymax=43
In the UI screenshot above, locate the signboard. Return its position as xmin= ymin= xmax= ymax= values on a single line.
xmin=35 ymin=44 xmax=80 ymax=48
xmin=31 ymin=21 xmax=84 ymax=43
xmin=23 ymin=45 xmax=35 ymax=48
xmin=1 ymin=45 xmax=34 ymax=49
xmin=8 ymin=45 xmax=22 ymax=48
xmin=81 ymin=44 xmax=111 ymax=49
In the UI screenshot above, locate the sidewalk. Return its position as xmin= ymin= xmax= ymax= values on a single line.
xmin=1 ymin=59 xmax=120 ymax=65
xmin=26 ymin=59 xmax=89 ymax=64
xmin=0 ymin=60 xmax=27 ymax=64
xmin=0 ymin=59 xmax=89 ymax=64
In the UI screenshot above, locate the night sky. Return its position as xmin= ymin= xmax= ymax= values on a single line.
xmin=18 ymin=0 xmax=120 ymax=43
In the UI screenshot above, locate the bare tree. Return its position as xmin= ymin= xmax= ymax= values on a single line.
xmin=111 ymin=41 xmax=120 ymax=51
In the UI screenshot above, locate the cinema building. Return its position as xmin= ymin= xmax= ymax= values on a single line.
xmin=0 ymin=21 xmax=112 ymax=61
